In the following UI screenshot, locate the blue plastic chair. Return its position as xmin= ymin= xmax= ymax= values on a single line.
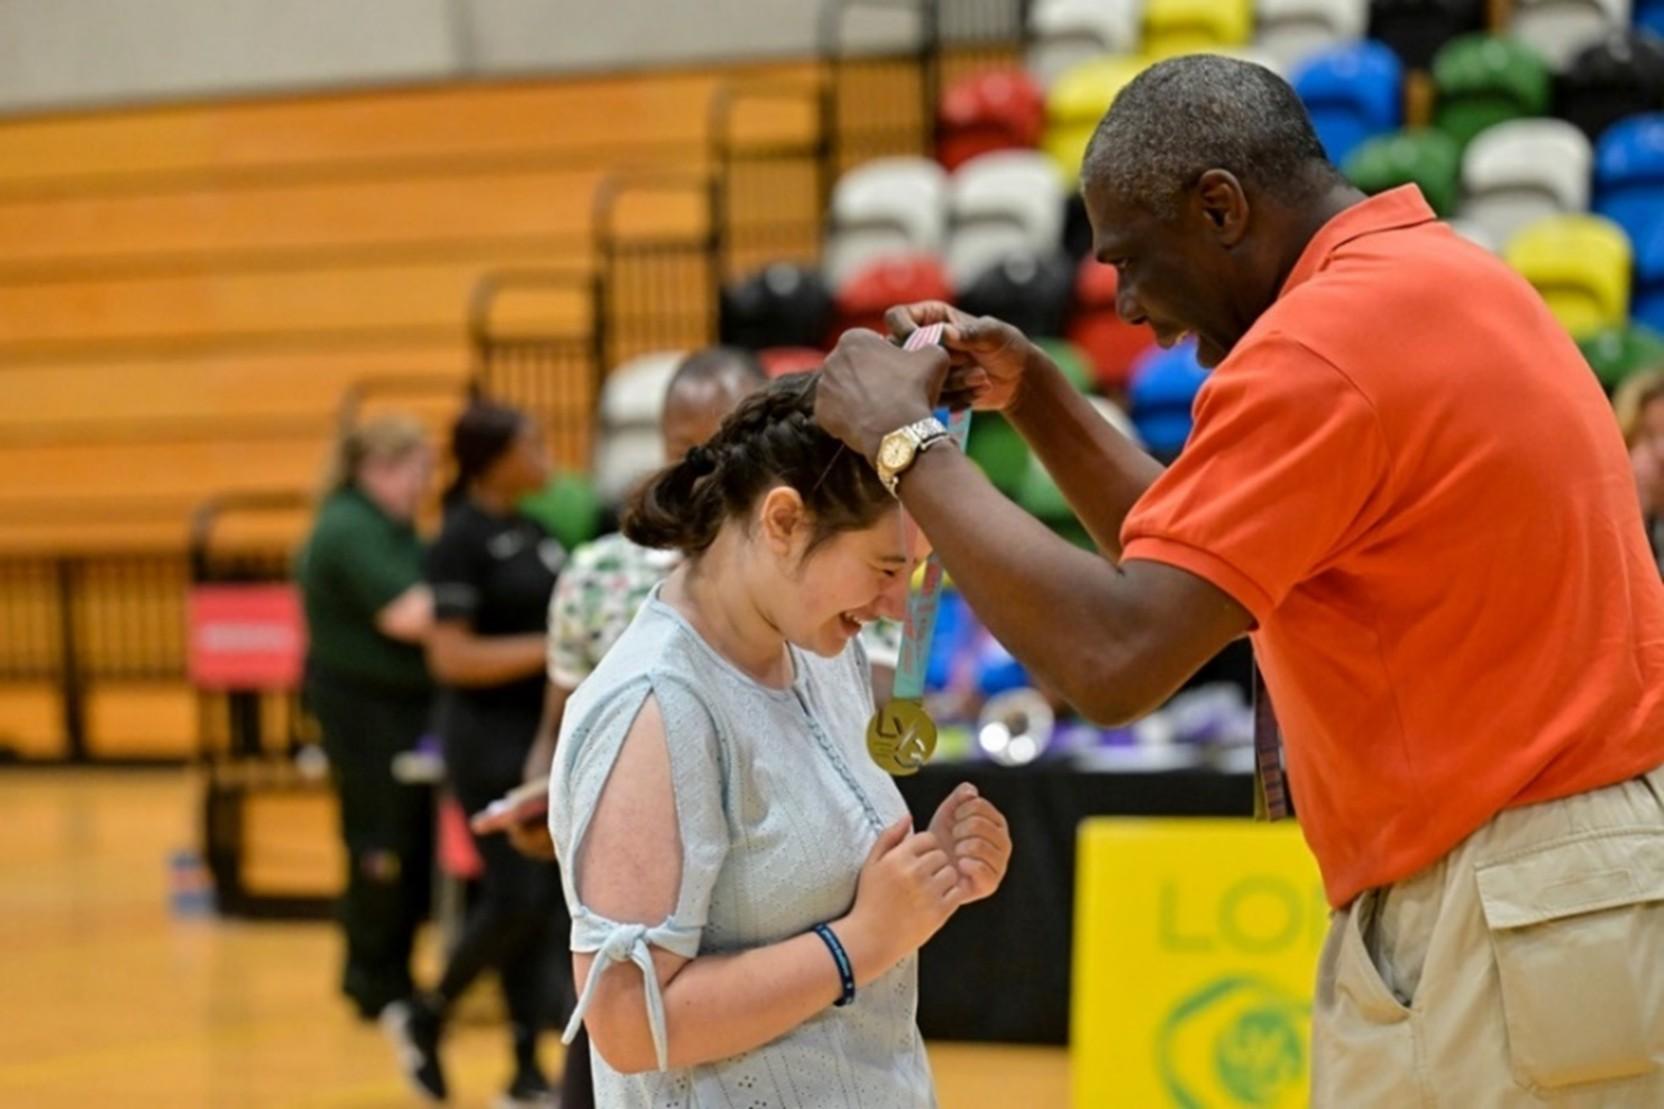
xmin=1639 ymin=1 xmax=1664 ymax=37
xmin=1129 ymin=341 xmax=1209 ymax=459
xmin=1635 ymin=220 xmax=1664 ymax=332
xmin=1293 ymin=40 xmax=1405 ymax=166
xmin=1594 ymin=112 xmax=1664 ymax=248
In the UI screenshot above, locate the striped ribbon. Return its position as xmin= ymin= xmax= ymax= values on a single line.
xmin=891 ymin=322 xmax=969 ymax=702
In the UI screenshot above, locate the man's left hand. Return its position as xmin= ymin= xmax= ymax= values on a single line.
xmin=815 ymin=328 xmax=952 ymax=463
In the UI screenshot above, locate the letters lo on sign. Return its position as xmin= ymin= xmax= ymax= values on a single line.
xmin=1072 ymin=819 xmax=1326 ymax=1109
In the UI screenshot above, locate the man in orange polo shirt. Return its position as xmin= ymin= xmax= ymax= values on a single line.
xmin=814 ymin=55 xmax=1664 ymax=1105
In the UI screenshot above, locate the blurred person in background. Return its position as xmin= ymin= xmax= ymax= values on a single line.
xmin=1617 ymin=370 xmax=1664 ymax=573
xmin=391 ymin=399 xmax=565 ymax=1107
xmin=295 ymin=415 xmax=436 ymax=1026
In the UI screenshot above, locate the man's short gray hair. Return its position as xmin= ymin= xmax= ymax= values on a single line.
xmin=1082 ymin=54 xmax=1340 ymax=219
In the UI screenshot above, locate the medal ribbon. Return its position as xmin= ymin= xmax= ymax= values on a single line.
xmin=891 ymin=323 xmax=970 ymax=702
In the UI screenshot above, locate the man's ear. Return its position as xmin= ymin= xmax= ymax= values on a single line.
xmin=1194 ymin=169 xmax=1250 ymax=248
xmin=757 ymin=485 xmax=807 ymax=558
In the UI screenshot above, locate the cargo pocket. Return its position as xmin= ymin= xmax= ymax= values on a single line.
xmin=1476 ymin=829 xmax=1664 ymax=1094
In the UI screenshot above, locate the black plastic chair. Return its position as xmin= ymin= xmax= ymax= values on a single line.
xmin=1557 ymin=29 xmax=1664 ymax=142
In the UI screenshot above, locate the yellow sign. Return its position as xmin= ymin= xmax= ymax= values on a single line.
xmin=1072 ymin=819 xmax=1326 ymax=1109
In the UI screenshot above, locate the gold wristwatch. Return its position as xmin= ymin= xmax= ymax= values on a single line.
xmin=875 ymin=416 xmax=951 ymax=496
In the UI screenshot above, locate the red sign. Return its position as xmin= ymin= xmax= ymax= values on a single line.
xmin=187 ymin=584 xmax=307 ymax=691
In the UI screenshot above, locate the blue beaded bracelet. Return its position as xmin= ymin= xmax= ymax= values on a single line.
xmin=812 ymin=923 xmax=856 ymax=1007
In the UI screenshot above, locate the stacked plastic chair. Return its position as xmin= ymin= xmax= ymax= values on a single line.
xmin=1635 ymin=221 xmax=1664 ymax=331
xmin=1293 ymin=40 xmax=1405 ymax=165
xmin=593 ymin=351 xmax=684 ymax=504
xmin=1432 ymin=34 xmax=1554 ymax=149
xmin=1128 ymin=342 xmax=1210 ymax=461
xmin=1593 ymin=114 xmax=1664 ymax=325
xmin=1143 ymin=0 xmax=1254 ymax=57
xmin=957 ymin=250 xmax=1077 ymax=340
xmin=1027 ymin=0 xmax=1144 ymax=88
xmin=1594 ymin=112 xmax=1664 ymax=248
xmin=1043 ymin=56 xmax=1150 ymax=186
xmin=1557 ymin=30 xmax=1664 ymax=140
xmin=945 ymin=151 xmax=1068 ymax=287
xmin=1016 ymin=396 xmax=1141 ymax=527
xmin=822 ymin=157 xmax=948 ymax=288
xmin=1367 ymin=0 xmax=1485 ymax=71
xmin=1458 ymin=118 xmax=1593 ymax=246
xmin=758 ymin=347 xmax=826 ymax=378
xmin=720 ymin=262 xmax=832 ymax=350
xmin=1256 ymin=0 xmax=1370 ymax=72
xmin=831 ymin=254 xmax=954 ymax=339
xmin=1504 ymin=214 xmax=1633 ymax=337
xmin=1510 ymin=0 xmax=1630 ymax=72
xmin=520 ymin=472 xmax=604 ymax=551
xmin=1067 ymin=258 xmax=1157 ymax=392
xmin=1579 ymin=321 xmax=1664 ymax=391
xmin=1345 ymin=128 xmax=1464 ymax=215
xmin=937 ymin=69 xmax=1047 ymax=171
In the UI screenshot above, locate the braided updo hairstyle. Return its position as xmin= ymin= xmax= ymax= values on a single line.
xmin=623 ymin=372 xmax=892 ymax=557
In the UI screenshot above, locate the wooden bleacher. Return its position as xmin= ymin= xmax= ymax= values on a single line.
xmin=0 ymin=59 xmax=824 ymax=760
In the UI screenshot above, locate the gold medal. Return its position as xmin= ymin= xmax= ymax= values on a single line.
xmin=866 ymin=699 xmax=938 ymax=776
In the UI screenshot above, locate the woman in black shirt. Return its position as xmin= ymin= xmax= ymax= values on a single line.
xmin=397 ymin=399 xmax=566 ymax=1107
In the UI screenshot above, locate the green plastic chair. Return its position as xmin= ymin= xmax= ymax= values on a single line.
xmin=967 ymin=413 xmax=1031 ymax=497
xmin=1578 ymin=323 xmax=1664 ymax=394
xmin=1036 ymin=337 xmax=1095 ymax=394
xmin=518 ymin=471 xmax=604 ymax=551
xmin=1431 ymin=35 xmax=1552 ymax=151
xmin=1343 ymin=128 xmax=1463 ymax=217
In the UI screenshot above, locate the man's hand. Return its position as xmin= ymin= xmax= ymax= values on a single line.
xmin=927 ymin=782 xmax=1012 ymax=903
xmin=884 ymin=302 xmax=1039 ymax=415
xmin=816 ymin=329 xmax=950 ymax=462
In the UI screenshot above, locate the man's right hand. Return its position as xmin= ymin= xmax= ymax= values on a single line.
xmin=883 ymin=301 xmax=1040 ymax=415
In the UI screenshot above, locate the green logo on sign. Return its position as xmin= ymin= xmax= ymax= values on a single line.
xmin=1156 ymin=976 xmax=1308 ymax=1107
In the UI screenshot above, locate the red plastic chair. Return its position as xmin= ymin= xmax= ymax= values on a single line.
xmin=758 ymin=346 xmax=827 ymax=378
xmin=937 ymin=70 xmax=1047 ymax=172
xmin=831 ymin=254 xmax=955 ymax=342
xmin=1066 ymin=257 xmax=1154 ymax=393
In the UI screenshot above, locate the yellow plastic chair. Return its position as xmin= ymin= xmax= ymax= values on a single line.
xmin=1142 ymin=0 xmax=1252 ymax=59
xmin=1041 ymin=55 xmax=1151 ymax=186
xmin=1504 ymin=214 xmax=1633 ymax=339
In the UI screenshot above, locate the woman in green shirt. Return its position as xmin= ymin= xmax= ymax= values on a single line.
xmin=296 ymin=414 xmax=436 ymax=1024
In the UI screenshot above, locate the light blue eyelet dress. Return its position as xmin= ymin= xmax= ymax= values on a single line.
xmin=548 ymin=587 xmax=938 ymax=1109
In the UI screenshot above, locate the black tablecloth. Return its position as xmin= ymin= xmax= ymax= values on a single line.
xmin=896 ymin=762 xmax=1254 ymax=1045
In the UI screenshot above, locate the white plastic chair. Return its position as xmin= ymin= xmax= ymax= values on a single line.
xmin=1254 ymin=0 xmax=1368 ymax=70
xmin=1511 ymin=0 xmax=1630 ymax=71
xmin=1027 ymin=0 xmax=1145 ymax=88
xmin=822 ymin=157 xmax=949 ymax=288
xmin=592 ymin=351 xmax=682 ymax=504
xmin=945 ymin=151 xmax=1068 ymax=286
xmin=1459 ymin=118 xmax=1593 ymax=247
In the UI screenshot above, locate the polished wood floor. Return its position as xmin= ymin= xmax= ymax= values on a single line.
xmin=0 ymin=769 xmax=1068 ymax=1108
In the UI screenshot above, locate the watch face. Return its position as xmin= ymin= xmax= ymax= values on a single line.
xmin=879 ymin=435 xmax=913 ymax=471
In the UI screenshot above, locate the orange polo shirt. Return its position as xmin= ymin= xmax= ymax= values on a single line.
xmin=1121 ymin=186 xmax=1664 ymax=908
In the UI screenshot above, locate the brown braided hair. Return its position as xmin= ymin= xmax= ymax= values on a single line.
xmin=622 ymin=372 xmax=892 ymax=556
